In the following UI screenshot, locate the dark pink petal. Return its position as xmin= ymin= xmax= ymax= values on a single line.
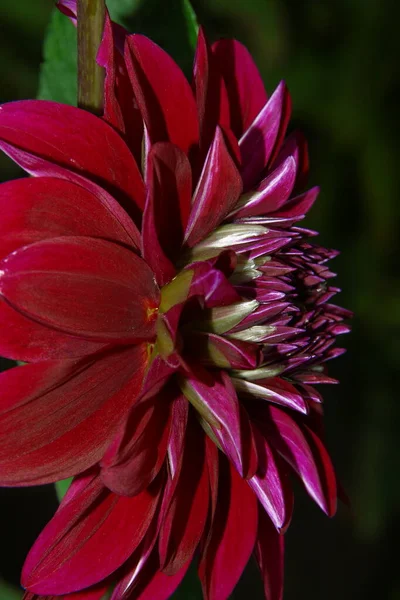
xmin=99 ymin=14 xmax=144 ymax=167
xmin=56 ymin=0 xmax=77 ymax=21
xmin=212 ymin=39 xmax=268 ymax=139
xmin=188 ymin=261 xmax=241 ymax=307
xmin=0 ymin=236 xmax=159 ymax=343
xmin=199 ymin=459 xmax=258 ymax=600
xmin=205 ymin=434 xmax=219 ymax=522
xmin=240 ymin=82 xmax=290 ymax=190
xmin=255 ymin=509 xmax=285 ymax=600
xmin=184 ymin=127 xmax=242 ymax=247
xmin=231 ymin=157 xmax=296 ymax=219
xmin=263 ymin=406 xmax=337 ymax=515
xmin=182 ymin=370 xmax=245 ymax=477
xmin=101 ymin=389 xmax=173 ymax=496
xmin=188 ymin=332 xmax=260 ymax=370
xmin=130 ymin=554 xmax=190 ymax=600
xmin=273 ymin=130 xmax=309 ymax=192
xmin=0 ymin=177 xmax=139 ymax=260
xmin=272 ymin=186 xmax=319 ymax=218
xmin=0 ymin=345 xmax=148 ymax=485
xmin=248 ymin=426 xmax=293 ymax=532
xmin=125 ymin=35 xmax=199 ymax=155
xmin=233 ymin=377 xmax=308 ymax=414
xmin=0 ymin=100 xmax=145 ymax=213
xmin=159 ymin=418 xmax=209 ymax=574
xmin=193 ymin=28 xmax=230 ymax=157
xmin=142 ymin=143 xmax=192 ymax=285
xmin=167 ymin=394 xmax=189 ymax=479
xmin=22 ymin=472 xmax=161 ymax=595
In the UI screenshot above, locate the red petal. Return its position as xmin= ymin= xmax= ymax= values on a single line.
xmin=100 ymin=14 xmax=144 ymax=167
xmin=240 ymin=82 xmax=291 ymax=190
xmin=0 ymin=345 xmax=148 ymax=485
xmin=255 ymin=509 xmax=285 ymax=600
xmin=142 ymin=143 xmax=192 ymax=285
xmin=0 ymin=298 xmax=105 ymax=362
xmin=101 ymin=388 xmax=173 ymax=496
xmin=125 ymin=35 xmax=199 ymax=156
xmin=184 ymin=127 xmax=242 ymax=247
xmin=272 ymin=186 xmax=319 ymax=219
xmin=159 ymin=417 xmax=209 ymax=574
xmin=273 ymin=130 xmax=310 ymax=192
xmin=0 ymin=236 xmax=159 ymax=343
xmin=193 ymin=29 xmax=230 ymax=157
xmin=0 ymin=176 xmax=139 ymax=260
xmin=0 ymin=100 xmax=145 ymax=214
xmin=199 ymin=458 xmax=258 ymax=600
xmin=212 ymin=39 xmax=268 ymax=139
xmin=132 ymin=555 xmax=190 ymax=600
xmin=22 ymin=472 xmax=161 ymax=594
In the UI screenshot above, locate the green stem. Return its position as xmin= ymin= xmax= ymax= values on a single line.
xmin=77 ymin=0 xmax=106 ymax=114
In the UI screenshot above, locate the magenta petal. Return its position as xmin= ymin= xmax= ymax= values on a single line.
xmin=273 ymin=129 xmax=310 ymax=192
xmin=167 ymin=394 xmax=189 ymax=479
xmin=234 ymin=377 xmax=308 ymax=414
xmin=212 ymin=39 xmax=268 ymax=139
xmin=0 ymin=177 xmax=139 ymax=260
xmin=0 ymin=236 xmax=159 ymax=342
xmin=232 ymin=157 xmax=296 ymax=219
xmin=199 ymin=459 xmax=258 ymax=600
xmin=255 ymin=509 xmax=285 ymax=600
xmin=0 ymin=100 xmax=145 ymax=213
xmin=184 ymin=127 xmax=242 ymax=247
xmin=22 ymin=472 xmax=161 ymax=595
xmin=142 ymin=143 xmax=192 ymax=285
xmin=240 ymin=82 xmax=290 ymax=190
xmin=264 ymin=406 xmax=337 ymax=515
xmin=188 ymin=262 xmax=241 ymax=308
xmin=125 ymin=34 xmax=199 ymax=155
xmin=0 ymin=345 xmax=148 ymax=485
xmin=133 ymin=557 xmax=190 ymax=600
xmin=248 ymin=426 xmax=293 ymax=532
xmin=183 ymin=371 xmax=245 ymax=477
xmin=56 ymin=0 xmax=77 ymax=21
xmin=272 ymin=186 xmax=319 ymax=218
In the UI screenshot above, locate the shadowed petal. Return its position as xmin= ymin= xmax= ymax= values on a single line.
xmin=199 ymin=458 xmax=258 ymax=600
xmin=255 ymin=509 xmax=285 ymax=600
xmin=0 ymin=100 xmax=145 ymax=212
xmin=142 ymin=143 xmax=192 ymax=285
xmin=22 ymin=472 xmax=161 ymax=595
xmin=0 ymin=345 xmax=148 ymax=485
xmin=212 ymin=39 xmax=268 ymax=139
xmin=125 ymin=35 xmax=199 ymax=155
xmin=240 ymin=82 xmax=291 ymax=190
xmin=0 ymin=236 xmax=159 ymax=343
xmin=184 ymin=127 xmax=242 ymax=247
xmin=272 ymin=186 xmax=319 ymax=219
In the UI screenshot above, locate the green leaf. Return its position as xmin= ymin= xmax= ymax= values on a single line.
xmin=55 ymin=477 xmax=73 ymax=502
xmin=37 ymin=8 xmax=77 ymax=104
xmin=182 ymin=0 xmax=199 ymax=50
xmin=0 ymin=579 xmax=20 ymax=600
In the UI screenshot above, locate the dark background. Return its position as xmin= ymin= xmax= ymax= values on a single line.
xmin=0 ymin=0 xmax=399 ymax=598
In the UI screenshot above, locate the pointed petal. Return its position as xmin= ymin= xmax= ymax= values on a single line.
xmin=272 ymin=186 xmax=319 ymax=219
xmin=255 ymin=509 xmax=285 ymax=600
xmin=22 ymin=473 xmax=161 ymax=594
xmin=248 ymin=426 xmax=293 ymax=531
xmin=231 ymin=157 xmax=296 ymax=219
xmin=142 ymin=143 xmax=192 ymax=285
xmin=0 ymin=344 xmax=148 ymax=485
xmin=0 ymin=236 xmax=159 ymax=343
xmin=232 ymin=377 xmax=308 ymax=413
xmin=240 ymin=82 xmax=291 ymax=190
xmin=125 ymin=35 xmax=199 ymax=155
xmin=184 ymin=127 xmax=242 ymax=247
xmin=159 ymin=418 xmax=209 ymax=574
xmin=101 ymin=389 xmax=173 ymax=496
xmin=180 ymin=370 xmax=245 ymax=476
xmin=263 ymin=406 xmax=337 ymax=515
xmin=100 ymin=15 xmax=144 ymax=167
xmin=0 ymin=100 xmax=145 ymax=213
xmin=0 ymin=177 xmax=139 ymax=261
xmin=273 ymin=130 xmax=309 ymax=192
xmin=167 ymin=394 xmax=189 ymax=479
xmin=199 ymin=459 xmax=258 ymax=600
xmin=212 ymin=39 xmax=268 ymax=139
xmin=188 ymin=332 xmax=260 ymax=370
xmin=133 ymin=556 xmax=190 ymax=600
xmin=193 ymin=28 xmax=230 ymax=155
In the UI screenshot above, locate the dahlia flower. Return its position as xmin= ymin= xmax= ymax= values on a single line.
xmin=0 ymin=6 xmax=350 ymax=600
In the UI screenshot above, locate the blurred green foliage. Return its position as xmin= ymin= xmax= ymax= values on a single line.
xmin=0 ymin=0 xmax=399 ymax=598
